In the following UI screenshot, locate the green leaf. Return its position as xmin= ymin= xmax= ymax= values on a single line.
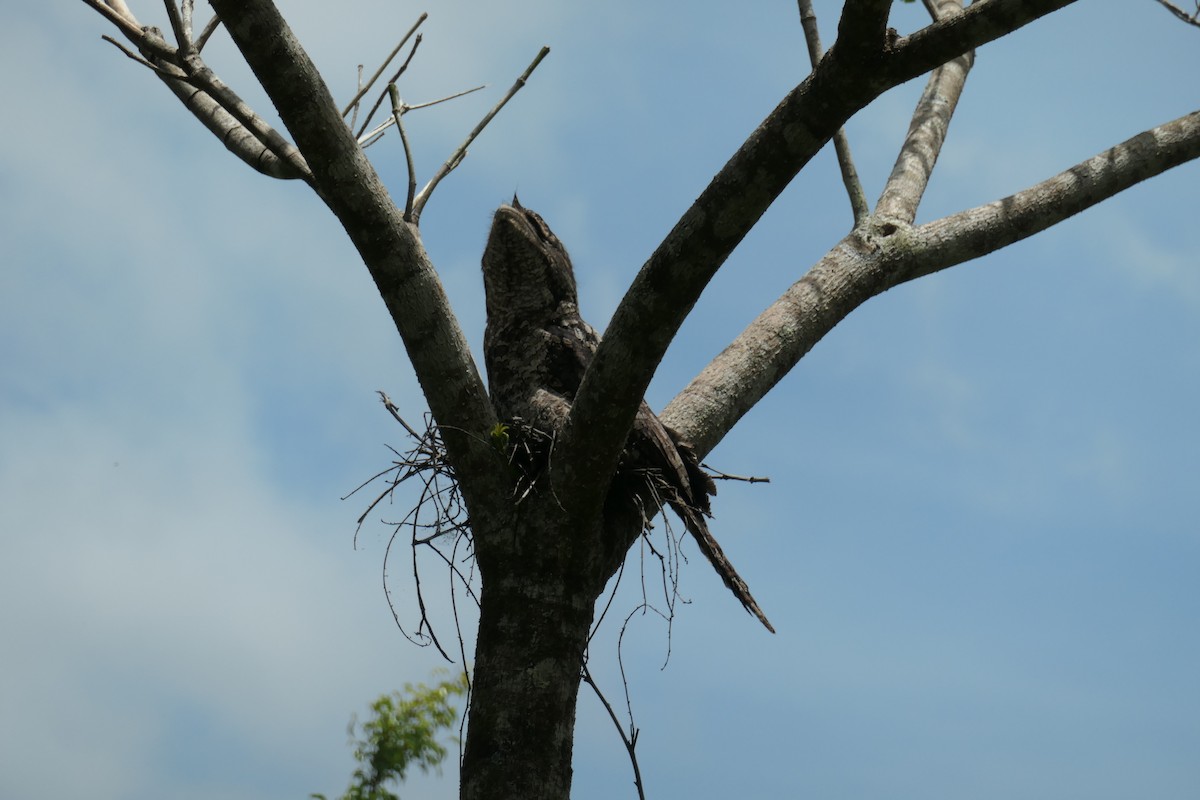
xmin=315 ymin=671 xmax=469 ymax=800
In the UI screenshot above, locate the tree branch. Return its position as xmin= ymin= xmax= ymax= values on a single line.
xmin=194 ymin=13 xmax=221 ymax=51
xmin=341 ymin=13 xmax=428 ymax=118
xmin=661 ymin=232 xmax=887 ymax=458
xmin=835 ymin=0 xmax=895 ymax=57
xmin=354 ymin=33 xmax=424 ymax=143
xmin=1154 ymin=0 xmax=1200 ymax=28
xmin=796 ymin=0 xmax=868 ymax=224
xmin=410 ymin=47 xmax=551 ymax=223
xmin=904 ymin=109 xmax=1200 ymax=283
xmin=80 ymin=0 xmax=146 ymax=44
xmin=556 ymin=0 xmax=1079 ymax=512
xmin=874 ymin=1 xmax=972 ymax=223
xmin=206 ymin=0 xmax=503 ymax=500
xmin=890 ymin=0 xmax=1077 ymax=79
xmin=81 ymin=0 xmax=312 ymax=181
xmin=662 ymin=109 xmax=1200 ymax=455
xmin=162 ymin=0 xmax=192 ymax=58
xmin=388 ymin=84 xmax=418 ymax=219
xmin=171 ymin=52 xmax=314 ymax=181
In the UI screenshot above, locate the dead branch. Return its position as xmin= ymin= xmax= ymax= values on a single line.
xmin=388 ymin=84 xmax=419 ymax=219
xmin=341 ymin=13 xmax=428 ymax=118
xmin=359 ymin=84 xmax=487 ymax=148
xmin=701 ymin=465 xmax=771 ymax=484
xmin=796 ymin=0 xmax=868 ymax=224
xmin=354 ymin=33 xmax=424 ymax=142
xmin=1154 ymin=0 xmax=1200 ymax=28
xmin=348 ymin=404 xmax=477 ymax=659
xmin=194 ymin=13 xmax=220 ymax=51
xmin=582 ymin=663 xmax=647 ymax=800
xmin=410 ymin=46 xmax=551 ymax=222
xmin=81 ymin=1 xmax=313 ymax=182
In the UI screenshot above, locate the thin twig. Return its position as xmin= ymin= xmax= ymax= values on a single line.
xmin=377 ymin=391 xmax=423 ymax=439
xmin=355 ymin=33 xmax=424 ymax=141
xmin=195 ymin=14 xmax=221 ymax=52
xmin=700 ymin=465 xmax=771 ymax=484
xmin=358 ymin=84 xmax=486 ymax=147
xmin=451 ymin=533 xmax=474 ymax=770
xmin=81 ymin=0 xmax=151 ymax=44
xmin=581 ymin=663 xmax=647 ymax=800
xmin=408 ymin=481 xmax=453 ymax=660
xmin=341 ymin=12 xmax=428 ymax=117
xmin=796 ymin=0 xmax=868 ymax=224
xmin=411 ymin=46 xmax=551 ymax=222
xmin=163 ymin=0 xmax=192 ymax=57
xmin=405 ymin=87 xmax=487 ymax=113
xmin=389 ymin=84 xmax=419 ymax=219
xmin=350 ymin=64 xmax=364 ymax=133
xmin=1154 ymin=0 xmax=1200 ymax=27
xmin=589 ymin=556 xmax=628 ymax=647
xmin=354 ymin=403 xmax=482 ymax=665
xmin=101 ymin=35 xmax=179 ymax=77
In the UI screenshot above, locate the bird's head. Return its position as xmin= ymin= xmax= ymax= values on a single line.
xmin=481 ymin=200 xmax=579 ymax=323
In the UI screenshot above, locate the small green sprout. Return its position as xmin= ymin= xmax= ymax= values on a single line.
xmin=489 ymin=422 xmax=510 ymax=453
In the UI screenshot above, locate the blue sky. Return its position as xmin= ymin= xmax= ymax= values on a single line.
xmin=2 ymin=2 xmax=1198 ymax=798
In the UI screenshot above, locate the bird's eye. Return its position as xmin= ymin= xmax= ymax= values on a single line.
xmin=524 ymin=212 xmax=555 ymax=245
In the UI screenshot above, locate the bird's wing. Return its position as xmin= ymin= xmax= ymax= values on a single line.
xmin=633 ymin=407 xmax=775 ymax=633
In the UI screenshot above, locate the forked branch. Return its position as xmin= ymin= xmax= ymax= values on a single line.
xmin=80 ymin=0 xmax=313 ymax=182
xmin=341 ymin=13 xmax=428 ymax=118
xmin=906 ymin=110 xmax=1200 ymax=282
xmin=663 ymin=109 xmax=1200 ymax=455
xmin=410 ymin=46 xmax=551 ymax=222
xmin=207 ymin=0 xmax=503 ymax=497
xmin=559 ymin=0 xmax=1079 ymax=513
xmin=354 ymin=33 xmax=425 ymax=143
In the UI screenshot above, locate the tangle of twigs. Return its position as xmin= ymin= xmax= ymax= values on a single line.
xmin=350 ymin=391 xmax=754 ymax=794
xmin=343 ymin=392 xmax=478 ymax=662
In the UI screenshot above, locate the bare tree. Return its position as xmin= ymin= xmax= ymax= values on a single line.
xmin=77 ymin=1 xmax=1200 ymax=799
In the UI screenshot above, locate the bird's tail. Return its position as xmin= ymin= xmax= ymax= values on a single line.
xmin=672 ymin=501 xmax=775 ymax=634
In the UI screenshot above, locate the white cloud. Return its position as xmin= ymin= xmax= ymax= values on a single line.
xmin=4 ymin=3 xmax=1199 ymax=800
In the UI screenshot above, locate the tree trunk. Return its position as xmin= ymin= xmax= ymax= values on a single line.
xmin=461 ymin=512 xmax=602 ymax=800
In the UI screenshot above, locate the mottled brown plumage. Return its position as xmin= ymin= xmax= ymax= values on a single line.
xmin=482 ymin=198 xmax=773 ymax=632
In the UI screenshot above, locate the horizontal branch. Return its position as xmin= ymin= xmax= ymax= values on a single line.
xmin=663 ymin=108 xmax=1200 ymax=455
xmin=906 ymin=109 xmax=1200 ymax=283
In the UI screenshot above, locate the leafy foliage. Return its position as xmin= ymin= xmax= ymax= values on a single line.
xmin=313 ymin=672 xmax=469 ymax=800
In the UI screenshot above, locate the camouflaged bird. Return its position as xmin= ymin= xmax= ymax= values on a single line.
xmin=481 ymin=197 xmax=773 ymax=633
